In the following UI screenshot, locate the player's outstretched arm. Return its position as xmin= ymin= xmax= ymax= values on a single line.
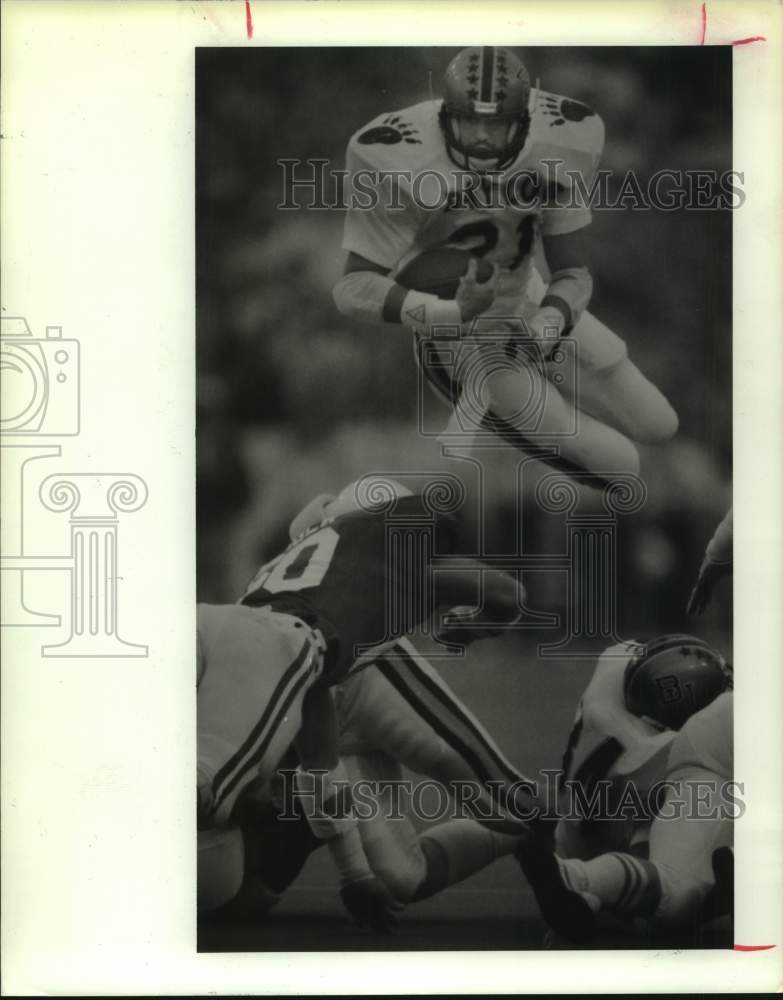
xmin=433 ymin=560 xmax=525 ymax=641
xmin=687 ymin=508 xmax=733 ymax=615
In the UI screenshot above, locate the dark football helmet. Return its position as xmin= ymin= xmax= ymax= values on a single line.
xmin=439 ymin=46 xmax=532 ymax=171
xmin=624 ymin=634 xmax=732 ymax=731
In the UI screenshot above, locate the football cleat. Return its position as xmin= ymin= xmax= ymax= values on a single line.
xmin=516 ymin=837 xmax=599 ymax=944
xmin=623 ymin=634 xmax=732 ymax=731
xmin=439 ymin=46 xmax=531 ymax=171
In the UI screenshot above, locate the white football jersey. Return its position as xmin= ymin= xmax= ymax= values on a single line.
xmin=342 ymin=90 xmax=604 ymax=308
xmin=561 ymin=642 xmax=677 ymax=800
xmin=667 ymin=690 xmax=732 ymax=780
xmin=555 ymin=642 xmax=677 ymax=858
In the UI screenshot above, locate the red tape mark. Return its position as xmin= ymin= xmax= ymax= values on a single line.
xmin=734 ymin=944 xmax=776 ymax=951
xmin=701 ymin=3 xmax=766 ymax=46
xmin=245 ymin=0 xmax=253 ymax=39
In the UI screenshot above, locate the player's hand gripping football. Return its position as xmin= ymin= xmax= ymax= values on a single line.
xmin=455 ymin=258 xmax=500 ymax=322
xmin=340 ymin=875 xmax=403 ymax=933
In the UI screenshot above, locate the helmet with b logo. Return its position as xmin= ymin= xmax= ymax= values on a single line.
xmin=439 ymin=46 xmax=532 ymax=171
xmin=624 ymin=634 xmax=732 ymax=731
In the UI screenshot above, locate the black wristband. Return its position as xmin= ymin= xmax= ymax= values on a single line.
xmin=381 ymin=283 xmax=409 ymax=323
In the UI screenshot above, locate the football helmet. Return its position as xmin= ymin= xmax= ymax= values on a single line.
xmin=288 ymin=493 xmax=337 ymax=540
xmin=624 ymin=634 xmax=732 ymax=731
xmin=439 ymin=46 xmax=532 ymax=171
xmin=288 ymin=478 xmax=414 ymax=539
xmin=327 ymin=476 xmax=413 ymax=519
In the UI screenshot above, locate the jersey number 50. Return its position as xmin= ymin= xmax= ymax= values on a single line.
xmin=243 ymin=526 xmax=339 ymax=596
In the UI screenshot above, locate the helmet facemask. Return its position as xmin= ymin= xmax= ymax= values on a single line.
xmin=439 ymin=105 xmax=530 ymax=172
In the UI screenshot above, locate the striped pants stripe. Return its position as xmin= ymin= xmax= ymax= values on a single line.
xmin=338 ymin=637 xmax=535 ymax=832
xmin=197 ymin=603 xmax=324 ymax=825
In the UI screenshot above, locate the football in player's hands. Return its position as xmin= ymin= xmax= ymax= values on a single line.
xmin=456 ymin=257 xmax=500 ymax=321
xmin=396 ymin=247 xmax=494 ymax=301
xmin=340 ymin=876 xmax=403 ymax=933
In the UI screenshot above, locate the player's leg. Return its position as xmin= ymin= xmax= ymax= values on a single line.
xmin=342 ymin=638 xmax=536 ymax=833
xmin=198 ymin=825 xmax=247 ymax=914
xmin=521 ymin=694 xmax=734 ymax=940
xmin=339 ymin=664 xmax=521 ymax=903
xmin=521 ymin=268 xmax=678 ymax=445
xmin=199 ymin=766 xmax=323 ymax=920
xmin=341 ymin=747 xmax=428 ymax=903
xmin=413 ymin=820 xmax=519 ymax=900
xmin=341 ymin=747 xmax=519 ymax=904
xmin=531 ymin=768 xmax=731 ymax=939
xmin=559 ymin=310 xmax=679 ymax=445
xmin=197 ymin=603 xmax=324 ymax=826
xmin=640 ymin=692 xmax=734 ymax=925
xmin=451 ymin=335 xmax=641 ymax=480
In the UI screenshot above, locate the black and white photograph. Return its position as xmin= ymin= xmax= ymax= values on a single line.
xmin=196 ymin=44 xmax=736 ymax=952
xmin=2 ymin=1 xmax=781 ymax=993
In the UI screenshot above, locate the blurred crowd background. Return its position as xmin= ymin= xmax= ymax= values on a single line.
xmin=196 ymin=46 xmax=732 ymax=653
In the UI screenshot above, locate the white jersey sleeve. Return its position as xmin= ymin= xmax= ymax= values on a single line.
xmin=564 ymin=642 xmax=668 ymax=782
xmin=666 ymin=691 xmax=733 ymax=780
xmin=556 ymin=642 xmax=676 ymax=860
xmin=527 ymin=91 xmax=606 ymax=238
xmin=341 ymin=118 xmax=428 ymax=269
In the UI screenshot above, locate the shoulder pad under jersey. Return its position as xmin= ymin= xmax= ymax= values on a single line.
xmin=525 ymin=89 xmax=605 ymax=178
xmin=346 ymin=100 xmax=450 ymax=173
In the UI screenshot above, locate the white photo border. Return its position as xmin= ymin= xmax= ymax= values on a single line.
xmin=1 ymin=0 xmax=781 ymax=993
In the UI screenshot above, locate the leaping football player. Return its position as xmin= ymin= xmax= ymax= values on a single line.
xmin=333 ymin=47 xmax=678 ymax=485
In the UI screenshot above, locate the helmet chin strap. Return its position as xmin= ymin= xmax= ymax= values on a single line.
xmin=449 ymin=120 xmax=504 ymax=172
xmin=445 ymin=110 xmax=529 ymax=173
xmin=466 ymin=153 xmax=503 ymax=173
